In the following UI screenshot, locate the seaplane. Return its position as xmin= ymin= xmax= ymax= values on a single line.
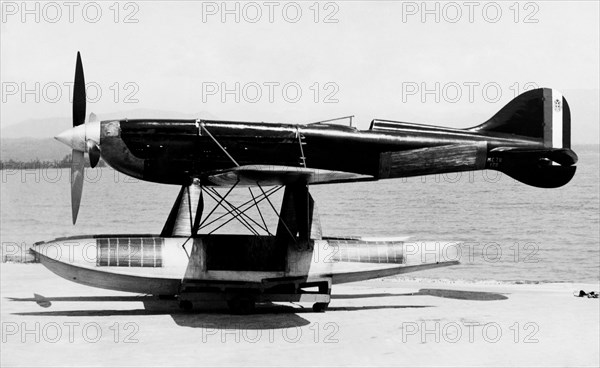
xmin=32 ymin=53 xmax=578 ymax=313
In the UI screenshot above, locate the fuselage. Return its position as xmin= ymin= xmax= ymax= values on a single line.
xmin=98 ymin=119 xmax=542 ymax=185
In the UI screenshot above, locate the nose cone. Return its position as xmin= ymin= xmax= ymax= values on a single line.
xmin=55 ymin=121 xmax=100 ymax=152
xmin=55 ymin=125 xmax=86 ymax=151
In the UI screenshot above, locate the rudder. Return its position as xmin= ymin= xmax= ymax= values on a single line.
xmin=469 ymin=88 xmax=571 ymax=149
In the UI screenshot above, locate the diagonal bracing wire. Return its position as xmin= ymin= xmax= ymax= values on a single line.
xmin=249 ymin=187 xmax=270 ymax=235
xmin=198 ymin=180 xmax=239 ymax=228
xmin=203 ymin=188 xmax=260 ymax=235
xmin=257 ymin=183 xmax=297 ymax=243
xmin=205 ymin=187 xmax=271 ymax=235
xmin=198 ymin=185 xmax=280 ymax=231
xmin=204 ymin=188 xmax=271 ymax=235
xmin=200 ymin=186 xmax=284 ymax=235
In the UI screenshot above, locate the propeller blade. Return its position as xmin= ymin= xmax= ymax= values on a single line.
xmin=73 ymin=52 xmax=86 ymax=127
xmin=71 ymin=149 xmax=85 ymax=224
xmin=86 ymin=140 xmax=101 ymax=168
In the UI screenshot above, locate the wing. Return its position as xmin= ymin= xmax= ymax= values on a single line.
xmin=205 ymin=165 xmax=374 ymax=186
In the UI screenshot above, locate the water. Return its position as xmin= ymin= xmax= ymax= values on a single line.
xmin=1 ymin=145 xmax=598 ymax=283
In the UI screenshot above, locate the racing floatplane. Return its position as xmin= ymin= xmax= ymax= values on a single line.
xmin=32 ymin=53 xmax=578 ymax=313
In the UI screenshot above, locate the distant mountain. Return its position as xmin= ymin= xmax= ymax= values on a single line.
xmin=1 ymin=138 xmax=70 ymax=161
xmin=1 ymin=109 xmax=219 ymax=139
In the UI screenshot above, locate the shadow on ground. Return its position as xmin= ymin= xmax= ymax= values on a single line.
xmin=333 ymin=289 xmax=508 ymax=301
xmin=7 ymin=293 xmax=434 ymax=329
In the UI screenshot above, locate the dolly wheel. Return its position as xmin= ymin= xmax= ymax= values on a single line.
xmin=312 ymin=302 xmax=329 ymax=312
xmin=179 ymin=300 xmax=193 ymax=311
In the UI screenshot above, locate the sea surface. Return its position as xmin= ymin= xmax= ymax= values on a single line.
xmin=1 ymin=145 xmax=598 ymax=284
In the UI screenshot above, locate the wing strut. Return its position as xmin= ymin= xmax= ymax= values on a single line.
xmin=161 ymin=178 xmax=203 ymax=237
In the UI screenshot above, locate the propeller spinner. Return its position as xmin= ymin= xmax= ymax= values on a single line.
xmin=54 ymin=52 xmax=101 ymax=224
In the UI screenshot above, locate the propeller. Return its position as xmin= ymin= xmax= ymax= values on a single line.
xmin=55 ymin=52 xmax=101 ymax=224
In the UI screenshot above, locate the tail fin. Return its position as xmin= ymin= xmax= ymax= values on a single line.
xmin=469 ymin=88 xmax=571 ymax=149
xmin=473 ymin=88 xmax=577 ymax=188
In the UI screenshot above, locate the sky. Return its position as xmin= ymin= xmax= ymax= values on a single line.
xmin=1 ymin=0 xmax=599 ymax=143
